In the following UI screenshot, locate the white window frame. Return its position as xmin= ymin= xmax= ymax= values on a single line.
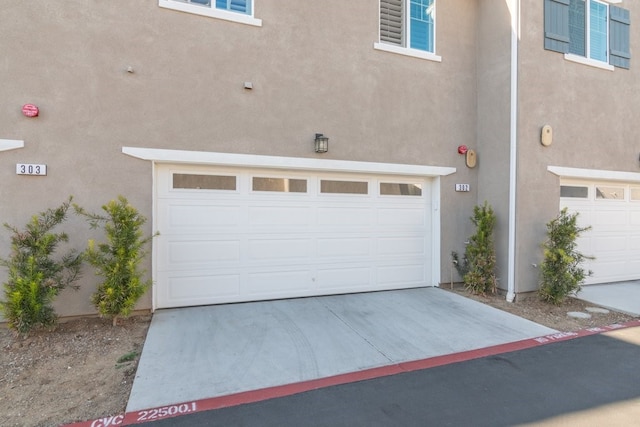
xmin=564 ymin=52 xmax=614 ymax=70
xmin=565 ymin=0 xmax=611 ymax=69
xmin=159 ymin=0 xmax=262 ymax=27
xmin=374 ymin=0 xmax=441 ymax=62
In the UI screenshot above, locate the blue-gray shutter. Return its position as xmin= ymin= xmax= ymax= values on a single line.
xmin=609 ymin=6 xmax=631 ymax=69
xmin=544 ymin=0 xmax=570 ymax=53
xmin=380 ymin=0 xmax=403 ymax=46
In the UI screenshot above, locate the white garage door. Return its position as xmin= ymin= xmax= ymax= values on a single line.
xmin=155 ymin=164 xmax=433 ymax=308
xmin=560 ymin=180 xmax=640 ymax=284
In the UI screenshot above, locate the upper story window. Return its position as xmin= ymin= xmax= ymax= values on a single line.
xmin=214 ymin=0 xmax=250 ymax=14
xmin=569 ymin=0 xmax=609 ymax=62
xmin=159 ymin=0 xmax=262 ymax=26
xmin=544 ymin=0 xmax=630 ymax=69
xmin=375 ymin=0 xmax=441 ymax=62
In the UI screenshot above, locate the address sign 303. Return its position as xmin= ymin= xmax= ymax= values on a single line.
xmin=16 ymin=163 xmax=47 ymax=176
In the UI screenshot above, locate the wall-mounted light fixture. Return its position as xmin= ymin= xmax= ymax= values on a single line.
xmin=457 ymin=145 xmax=476 ymax=168
xmin=314 ymin=133 xmax=329 ymax=153
xmin=541 ymin=125 xmax=553 ymax=146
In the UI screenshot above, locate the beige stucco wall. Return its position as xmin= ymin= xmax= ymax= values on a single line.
xmin=476 ymin=0 xmax=513 ymax=290
xmin=0 ymin=1 xmax=481 ymax=316
xmin=515 ymin=0 xmax=640 ymax=293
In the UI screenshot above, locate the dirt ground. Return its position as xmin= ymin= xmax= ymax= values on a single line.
xmin=1 ymin=315 xmax=151 ymax=427
xmin=444 ymin=284 xmax=635 ymax=332
xmin=1 ymin=287 xmax=636 ymax=427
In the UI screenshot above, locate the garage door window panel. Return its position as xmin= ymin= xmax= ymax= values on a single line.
xmin=320 ymin=180 xmax=369 ymax=195
xmin=560 ymin=185 xmax=589 ymax=198
xmin=173 ymin=173 xmax=237 ymax=191
xmin=631 ymin=188 xmax=640 ymax=201
xmin=380 ymin=182 xmax=423 ymax=196
xmin=595 ymin=185 xmax=624 ymax=200
xmin=252 ymin=177 xmax=307 ymax=193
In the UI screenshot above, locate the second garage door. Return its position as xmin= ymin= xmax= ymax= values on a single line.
xmin=155 ymin=164 xmax=434 ymax=308
xmin=560 ymin=180 xmax=640 ymax=285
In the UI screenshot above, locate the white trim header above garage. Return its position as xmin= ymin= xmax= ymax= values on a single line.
xmin=548 ymin=165 xmax=640 ymax=183
xmin=0 ymin=139 xmax=24 ymax=152
xmin=123 ymin=147 xmax=457 ymax=178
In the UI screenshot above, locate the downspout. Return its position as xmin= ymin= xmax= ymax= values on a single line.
xmin=506 ymin=0 xmax=520 ymax=303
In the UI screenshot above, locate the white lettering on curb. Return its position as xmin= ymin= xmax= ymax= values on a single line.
xmin=534 ymin=331 xmax=579 ymax=344
xmin=136 ymin=402 xmax=198 ymax=422
xmin=547 ymin=332 xmax=579 ymax=340
xmin=90 ymin=414 xmax=124 ymax=427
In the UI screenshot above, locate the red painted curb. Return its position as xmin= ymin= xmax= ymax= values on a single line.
xmin=62 ymin=320 xmax=640 ymax=426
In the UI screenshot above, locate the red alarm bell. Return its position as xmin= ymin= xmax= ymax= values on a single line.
xmin=22 ymin=104 xmax=39 ymax=117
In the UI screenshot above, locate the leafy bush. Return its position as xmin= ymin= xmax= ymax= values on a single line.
xmin=539 ymin=208 xmax=592 ymax=305
xmin=453 ymin=202 xmax=498 ymax=295
xmin=76 ymin=196 xmax=156 ymax=326
xmin=0 ymin=198 xmax=82 ymax=335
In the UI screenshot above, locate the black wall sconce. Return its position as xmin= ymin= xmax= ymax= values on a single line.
xmin=314 ymin=133 xmax=329 ymax=153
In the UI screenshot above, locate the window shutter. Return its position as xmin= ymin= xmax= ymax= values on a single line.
xmin=380 ymin=0 xmax=403 ymax=46
xmin=609 ymin=6 xmax=631 ymax=69
xmin=544 ymin=0 xmax=570 ymax=53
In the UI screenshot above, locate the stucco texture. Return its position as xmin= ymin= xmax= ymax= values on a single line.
xmin=515 ymin=0 xmax=640 ymax=293
xmin=1 ymin=1 xmax=480 ymax=316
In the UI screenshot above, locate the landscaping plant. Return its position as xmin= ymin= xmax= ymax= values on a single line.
xmin=453 ymin=201 xmax=498 ymax=295
xmin=76 ymin=196 xmax=156 ymax=326
xmin=539 ymin=208 xmax=592 ymax=305
xmin=0 ymin=198 xmax=82 ymax=335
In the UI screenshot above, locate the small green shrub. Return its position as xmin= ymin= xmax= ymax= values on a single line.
xmin=453 ymin=202 xmax=498 ymax=295
xmin=539 ymin=208 xmax=593 ymax=305
xmin=76 ymin=196 xmax=157 ymax=326
xmin=0 ymin=198 xmax=82 ymax=335
xmin=116 ymin=350 xmax=139 ymax=364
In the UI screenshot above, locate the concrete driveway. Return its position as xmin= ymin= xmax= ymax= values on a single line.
xmin=127 ymin=287 xmax=556 ymax=412
xmin=135 ymin=325 xmax=640 ymax=427
xmin=576 ymin=280 xmax=640 ymax=316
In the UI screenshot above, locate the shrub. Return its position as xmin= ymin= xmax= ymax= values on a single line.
xmin=0 ymin=198 xmax=82 ymax=335
xmin=539 ymin=208 xmax=592 ymax=305
xmin=453 ymin=202 xmax=498 ymax=295
xmin=76 ymin=196 xmax=156 ymax=326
